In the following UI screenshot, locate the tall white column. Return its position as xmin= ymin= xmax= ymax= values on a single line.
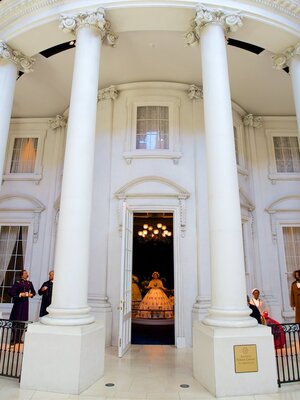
xmin=42 ymin=9 xmax=118 ymax=326
xmin=187 ymin=7 xmax=278 ymax=397
xmin=273 ymin=43 xmax=300 ymax=135
xmin=21 ymin=9 xmax=117 ymax=395
xmin=0 ymin=41 xmax=34 ymax=180
xmin=186 ymin=6 xmax=255 ymax=328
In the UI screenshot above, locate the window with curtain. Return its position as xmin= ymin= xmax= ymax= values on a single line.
xmin=136 ymin=106 xmax=169 ymax=150
xmin=10 ymin=137 xmax=38 ymax=173
xmin=0 ymin=226 xmax=28 ymax=303
xmin=273 ymin=136 xmax=300 ymax=173
xmin=282 ymin=226 xmax=300 ymax=290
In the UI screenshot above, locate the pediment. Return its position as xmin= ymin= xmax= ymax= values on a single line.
xmin=115 ymin=176 xmax=190 ymax=199
xmin=0 ymin=194 xmax=45 ymax=212
xmin=266 ymin=196 xmax=300 ymax=213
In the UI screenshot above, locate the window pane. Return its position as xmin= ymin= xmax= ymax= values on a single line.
xmin=273 ymin=136 xmax=300 ymax=173
xmin=0 ymin=226 xmax=28 ymax=303
xmin=283 ymin=227 xmax=300 ymax=290
xmin=10 ymin=138 xmax=38 ymax=173
xmin=136 ymin=106 xmax=169 ymax=150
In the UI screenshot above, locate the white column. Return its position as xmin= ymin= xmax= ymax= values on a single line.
xmin=42 ymin=9 xmax=118 ymax=326
xmin=187 ymin=8 xmax=278 ymax=397
xmin=0 ymin=41 xmax=34 ymax=180
xmin=186 ymin=6 xmax=255 ymax=328
xmin=273 ymin=43 xmax=300 ymax=135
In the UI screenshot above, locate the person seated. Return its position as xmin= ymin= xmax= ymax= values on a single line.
xmin=249 ymin=288 xmax=267 ymax=315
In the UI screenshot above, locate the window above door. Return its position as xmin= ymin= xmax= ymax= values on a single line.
xmin=123 ymin=96 xmax=182 ymax=164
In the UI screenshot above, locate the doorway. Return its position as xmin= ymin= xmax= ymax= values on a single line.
xmin=131 ymin=212 xmax=175 ymax=345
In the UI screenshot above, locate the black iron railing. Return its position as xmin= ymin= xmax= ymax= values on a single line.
xmin=0 ymin=319 xmax=31 ymax=379
xmin=269 ymin=323 xmax=300 ymax=387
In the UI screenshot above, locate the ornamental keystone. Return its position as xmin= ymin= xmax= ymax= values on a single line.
xmin=185 ymin=5 xmax=243 ymax=46
xmin=59 ymin=8 xmax=118 ymax=47
xmin=0 ymin=41 xmax=34 ymax=73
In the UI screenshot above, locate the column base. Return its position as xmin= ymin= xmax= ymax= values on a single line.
xmin=21 ymin=321 xmax=105 ymax=394
xmin=193 ymin=321 xmax=278 ymax=397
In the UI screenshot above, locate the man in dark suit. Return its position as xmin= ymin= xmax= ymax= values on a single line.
xmin=38 ymin=271 xmax=54 ymax=317
xmin=9 ymin=269 xmax=36 ymax=345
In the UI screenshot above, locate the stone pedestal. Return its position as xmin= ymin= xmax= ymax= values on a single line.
xmin=20 ymin=321 xmax=105 ymax=394
xmin=193 ymin=321 xmax=278 ymax=397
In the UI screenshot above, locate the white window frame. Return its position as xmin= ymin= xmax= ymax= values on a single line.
xmin=266 ymin=129 xmax=300 ymax=182
xmin=123 ymin=96 xmax=182 ymax=164
xmin=0 ymin=224 xmax=30 ymax=304
xmin=3 ymin=120 xmax=47 ymax=183
xmin=276 ymin=219 xmax=300 ymax=319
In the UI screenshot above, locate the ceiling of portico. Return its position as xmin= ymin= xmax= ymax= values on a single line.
xmin=7 ymin=6 xmax=299 ymax=118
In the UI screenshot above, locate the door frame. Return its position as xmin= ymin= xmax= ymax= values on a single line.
xmin=119 ymin=203 xmax=184 ymax=348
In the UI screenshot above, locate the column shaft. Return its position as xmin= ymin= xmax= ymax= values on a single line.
xmin=200 ymin=23 xmax=255 ymax=327
xmin=43 ymin=26 xmax=101 ymax=325
xmin=0 ymin=60 xmax=17 ymax=179
xmin=290 ymin=55 xmax=300 ymax=134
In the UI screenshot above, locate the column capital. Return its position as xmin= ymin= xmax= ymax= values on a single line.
xmin=272 ymin=42 xmax=300 ymax=70
xmin=0 ymin=40 xmax=34 ymax=73
xmin=97 ymin=85 xmax=119 ymax=101
xmin=48 ymin=115 xmax=67 ymax=130
xmin=185 ymin=5 xmax=243 ymax=47
xmin=59 ymin=8 xmax=118 ymax=47
xmin=243 ymin=113 xmax=263 ymax=128
xmin=188 ymin=84 xmax=203 ymax=99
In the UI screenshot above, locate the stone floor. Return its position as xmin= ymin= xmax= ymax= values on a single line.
xmin=0 ymin=345 xmax=300 ymax=399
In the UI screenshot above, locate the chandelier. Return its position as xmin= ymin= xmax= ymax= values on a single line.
xmin=138 ymin=223 xmax=172 ymax=242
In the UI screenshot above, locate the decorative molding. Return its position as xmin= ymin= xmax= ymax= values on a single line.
xmin=243 ymin=113 xmax=263 ymax=128
xmin=59 ymin=8 xmax=118 ymax=46
xmin=0 ymin=0 xmax=299 ymax=35
xmin=185 ymin=5 xmax=243 ymax=46
xmin=48 ymin=115 xmax=67 ymax=130
xmin=97 ymin=85 xmax=119 ymax=102
xmin=265 ymin=195 xmax=300 ymax=243
xmin=272 ymin=42 xmax=300 ymax=69
xmin=115 ymin=176 xmax=190 ymax=238
xmin=0 ymin=40 xmax=34 ymax=73
xmin=0 ymin=193 xmax=45 ymax=242
xmin=187 ymin=84 xmax=203 ymax=100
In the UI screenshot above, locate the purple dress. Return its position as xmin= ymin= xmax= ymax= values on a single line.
xmin=9 ymin=279 xmax=36 ymax=321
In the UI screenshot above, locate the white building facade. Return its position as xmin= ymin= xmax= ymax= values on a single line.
xmin=0 ymin=0 xmax=299 ymax=396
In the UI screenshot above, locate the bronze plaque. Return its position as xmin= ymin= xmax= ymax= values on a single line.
xmin=234 ymin=344 xmax=258 ymax=373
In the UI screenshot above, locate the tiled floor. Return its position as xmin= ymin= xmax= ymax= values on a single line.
xmin=1 ymin=345 xmax=300 ymax=400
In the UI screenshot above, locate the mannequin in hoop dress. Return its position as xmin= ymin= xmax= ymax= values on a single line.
xmin=138 ymin=271 xmax=173 ymax=319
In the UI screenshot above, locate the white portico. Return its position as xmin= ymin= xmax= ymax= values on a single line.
xmin=0 ymin=0 xmax=299 ymax=397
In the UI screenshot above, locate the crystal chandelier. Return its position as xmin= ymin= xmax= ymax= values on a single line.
xmin=138 ymin=223 xmax=172 ymax=242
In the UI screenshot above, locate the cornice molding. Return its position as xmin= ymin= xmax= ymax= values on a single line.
xmin=272 ymin=42 xmax=300 ymax=69
xmin=59 ymin=8 xmax=118 ymax=46
xmin=0 ymin=40 xmax=34 ymax=72
xmin=0 ymin=0 xmax=299 ymax=35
